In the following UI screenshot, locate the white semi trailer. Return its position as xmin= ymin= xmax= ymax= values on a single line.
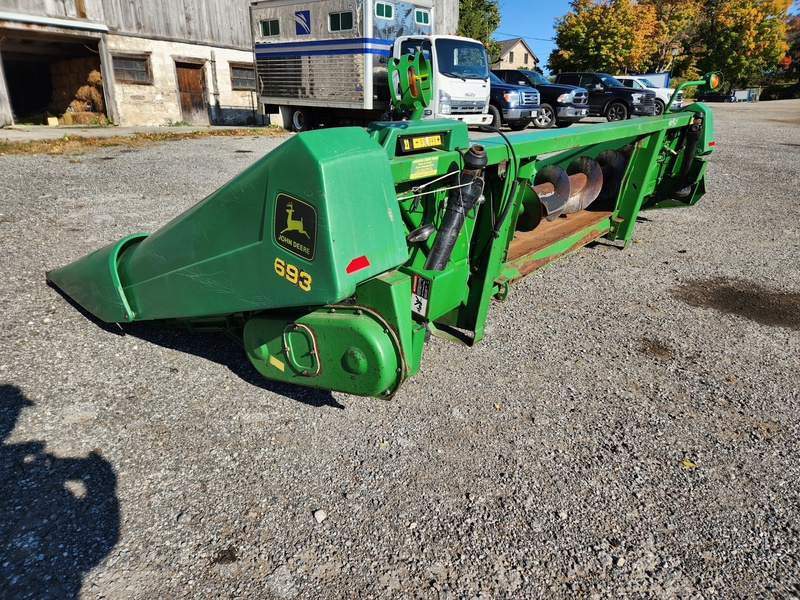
xmin=250 ymin=0 xmax=492 ymax=131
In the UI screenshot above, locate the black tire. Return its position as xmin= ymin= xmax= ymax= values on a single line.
xmin=532 ymin=103 xmax=556 ymax=129
xmin=555 ymin=121 xmax=573 ymax=128
xmin=507 ymin=121 xmax=530 ymax=131
xmin=290 ymin=108 xmax=314 ymax=132
xmin=606 ymin=102 xmax=628 ymax=122
xmin=488 ymin=104 xmax=502 ymax=128
xmin=654 ymin=99 xmax=666 ymax=116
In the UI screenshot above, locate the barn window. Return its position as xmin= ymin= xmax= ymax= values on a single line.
xmin=230 ymin=64 xmax=256 ymax=90
xmin=376 ymin=2 xmax=394 ymax=19
xmin=329 ymin=11 xmax=353 ymax=31
xmin=260 ymin=19 xmax=280 ymax=37
xmin=112 ymin=55 xmax=152 ymax=85
xmin=415 ymin=10 xmax=430 ymax=25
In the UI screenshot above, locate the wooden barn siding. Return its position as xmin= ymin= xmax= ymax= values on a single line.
xmin=99 ymin=0 xmax=252 ymax=48
xmin=0 ymin=0 xmax=105 ymax=21
xmin=2 ymin=0 xmax=455 ymax=51
xmin=1 ymin=0 xmax=252 ymax=48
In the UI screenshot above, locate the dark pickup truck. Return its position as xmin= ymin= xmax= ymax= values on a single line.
xmin=492 ymin=69 xmax=589 ymax=129
xmin=553 ymin=72 xmax=656 ymax=121
xmin=487 ymin=72 xmax=540 ymax=131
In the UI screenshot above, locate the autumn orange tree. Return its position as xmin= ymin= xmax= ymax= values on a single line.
xmin=637 ymin=0 xmax=701 ymax=73
xmin=695 ymin=0 xmax=791 ymax=87
xmin=547 ymin=0 xmax=792 ymax=87
xmin=547 ymin=0 xmax=658 ymax=73
xmin=787 ymin=13 xmax=800 ymax=83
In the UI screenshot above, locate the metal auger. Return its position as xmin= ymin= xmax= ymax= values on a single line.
xmin=47 ymin=69 xmax=722 ymax=398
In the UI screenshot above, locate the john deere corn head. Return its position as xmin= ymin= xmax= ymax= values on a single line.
xmin=48 ymin=76 xmax=718 ymax=398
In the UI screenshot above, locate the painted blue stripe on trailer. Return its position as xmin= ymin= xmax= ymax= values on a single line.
xmin=256 ymin=47 xmax=391 ymax=58
xmin=254 ymin=37 xmax=391 ymax=50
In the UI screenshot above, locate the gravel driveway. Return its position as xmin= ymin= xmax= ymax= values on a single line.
xmin=1 ymin=100 xmax=798 ymax=599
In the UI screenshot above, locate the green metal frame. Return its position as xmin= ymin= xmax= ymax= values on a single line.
xmin=48 ymin=98 xmax=715 ymax=398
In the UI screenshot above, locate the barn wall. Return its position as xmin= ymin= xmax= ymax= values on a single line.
xmin=99 ymin=0 xmax=252 ymax=49
xmin=0 ymin=0 xmax=106 ymax=22
xmin=435 ymin=0 xmax=458 ymax=35
xmin=106 ymin=34 xmax=254 ymax=126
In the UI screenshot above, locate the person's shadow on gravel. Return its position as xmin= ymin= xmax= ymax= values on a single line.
xmin=0 ymin=385 xmax=120 ymax=600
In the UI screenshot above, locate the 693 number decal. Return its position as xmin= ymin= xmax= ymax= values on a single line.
xmin=274 ymin=258 xmax=312 ymax=291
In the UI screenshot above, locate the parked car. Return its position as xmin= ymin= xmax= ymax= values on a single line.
xmin=696 ymin=91 xmax=736 ymax=103
xmin=614 ymin=75 xmax=682 ymax=115
xmin=492 ymin=69 xmax=589 ymax=129
xmin=552 ymin=72 xmax=657 ymax=121
xmin=487 ymin=72 xmax=540 ymax=131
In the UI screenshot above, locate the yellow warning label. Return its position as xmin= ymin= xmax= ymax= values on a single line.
xmin=409 ymin=156 xmax=439 ymax=180
xmin=269 ymin=355 xmax=285 ymax=372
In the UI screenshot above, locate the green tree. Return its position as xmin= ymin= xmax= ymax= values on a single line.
xmin=457 ymin=0 xmax=502 ymax=62
xmin=695 ymin=0 xmax=791 ymax=87
xmin=547 ymin=0 xmax=658 ymax=74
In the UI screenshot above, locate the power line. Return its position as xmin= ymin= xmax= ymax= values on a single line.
xmin=495 ymin=31 xmax=554 ymax=42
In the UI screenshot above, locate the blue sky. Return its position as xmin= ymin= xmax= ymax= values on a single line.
xmin=495 ymin=0 xmax=572 ymax=73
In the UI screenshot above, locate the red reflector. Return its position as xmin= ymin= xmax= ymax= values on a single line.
xmin=708 ymin=141 xmax=716 ymax=147
xmin=346 ymin=255 xmax=371 ymax=274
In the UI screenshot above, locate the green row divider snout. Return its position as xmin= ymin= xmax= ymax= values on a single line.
xmin=46 ymin=233 xmax=149 ymax=323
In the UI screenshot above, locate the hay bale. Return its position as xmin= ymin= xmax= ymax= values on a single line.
xmin=74 ymin=85 xmax=105 ymax=113
xmin=71 ymin=111 xmax=105 ymax=125
xmin=50 ymin=61 xmax=68 ymax=76
xmin=51 ymin=58 xmax=106 ymax=116
xmin=87 ymin=70 xmax=103 ymax=87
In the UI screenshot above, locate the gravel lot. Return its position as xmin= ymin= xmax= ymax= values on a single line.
xmin=1 ymin=100 xmax=799 ymax=599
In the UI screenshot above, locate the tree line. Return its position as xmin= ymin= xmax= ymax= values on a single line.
xmin=458 ymin=0 xmax=799 ymax=88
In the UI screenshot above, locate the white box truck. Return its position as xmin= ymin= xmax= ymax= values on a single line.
xmin=250 ymin=0 xmax=492 ymax=130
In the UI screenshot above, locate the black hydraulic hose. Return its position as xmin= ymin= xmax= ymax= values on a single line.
xmin=473 ymin=124 xmax=519 ymax=270
xmin=673 ymin=112 xmax=704 ymax=199
xmin=423 ymin=145 xmax=488 ymax=271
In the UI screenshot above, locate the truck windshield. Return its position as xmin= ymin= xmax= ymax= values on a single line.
xmin=522 ymin=70 xmax=550 ymax=86
xmin=434 ymin=38 xmax=488 ymax=80
xmin=598 ymin=73 xmax=625 ymax=87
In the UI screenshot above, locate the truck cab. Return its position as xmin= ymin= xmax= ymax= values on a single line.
xmin=614 ymin=75 xmax=682 ymax=116
xmin=554 ymin=72 xmax=656 ymax=121
xmin=487 ymin=72 xmax=540 ymax=130
xmin=493 ymin=69 xmax=588 ymax=129
xmin=394 ymin=35 xmax=492 ymax=125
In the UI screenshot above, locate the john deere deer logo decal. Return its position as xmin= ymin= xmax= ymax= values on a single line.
xmin=281 ymin=201 xmax=310 ymax=239
xmin=274 ymin=193 xmax=316 ymax=260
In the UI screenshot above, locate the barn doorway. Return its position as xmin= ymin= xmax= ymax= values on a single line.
xmin=0 ymin=33 xmax=105 ymax=125
xmin=175 ymin=61 xmax=208 ymax=125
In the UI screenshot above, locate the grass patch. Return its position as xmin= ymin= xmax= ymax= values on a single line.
xmin=0 ymin=126 xmax=287 ymax=156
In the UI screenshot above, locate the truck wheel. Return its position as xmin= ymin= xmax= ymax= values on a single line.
xmin=606 ymin=102 xmax=628 ymax=122
xmin=533 ymin=103 xmax=555 ymax=129
xmin=654 ymin=99 xmax=666 ymax=116
xmin=290 ymin=108 xmax=314 ymax=132
xmin=488 ymin=105 xmax=502 ymax=128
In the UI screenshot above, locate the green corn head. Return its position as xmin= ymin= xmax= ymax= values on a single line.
xmin=48 ymin=103 xmax=715 ymax=398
